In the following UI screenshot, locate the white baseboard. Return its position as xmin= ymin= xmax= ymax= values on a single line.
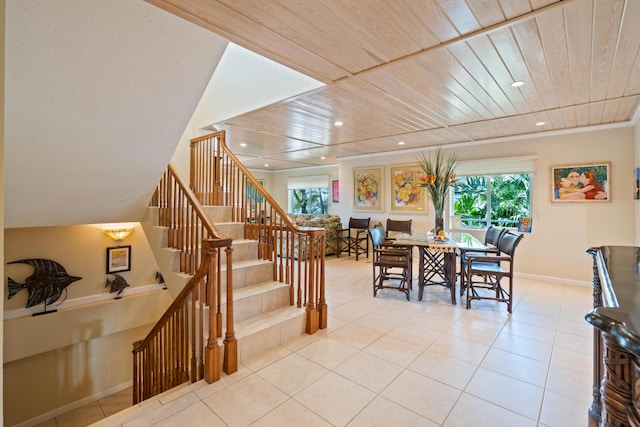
xmin=14 ymin=381 xmax=133 ymax=427
xmin=515 ymin=272 xmax=591 ymax=287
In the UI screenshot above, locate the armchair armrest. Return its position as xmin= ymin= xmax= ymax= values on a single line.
xmin=374 ymin=247 xmax=410 ymax=257
xmin=467 ymin=255 xmax=511 ymax=264
xmin=462 ymin=247 xmax=499 ymax=257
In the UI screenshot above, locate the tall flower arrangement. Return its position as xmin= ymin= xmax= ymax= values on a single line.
xmin=417 ymin=148 xmax=458 ymax=233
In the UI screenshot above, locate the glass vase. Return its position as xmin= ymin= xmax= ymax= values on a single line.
xmin=435 ymin=215 xmax=444 ymax=234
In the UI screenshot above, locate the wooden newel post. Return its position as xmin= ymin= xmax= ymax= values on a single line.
xmin=317 ymin=234 xmax=328 ymax=329
xmin=203 ymin=240 xmax=220 ymax=383
xmin=305 ymin=232 xmax=319 ymax=334
xmin=223 ymin=244 xmax=238 ymax=374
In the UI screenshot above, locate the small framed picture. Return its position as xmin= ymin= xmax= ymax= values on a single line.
xmin=551 ymin=163 xmax=610 ymax=202
xmin=332 ymin=180 xmax=339 ymax=203
xmin=106 ymin=245 xmax=131 ymax=273
xmin=518 ymin=217 xmax=532 ymax=233
xmin=246 ymin=179 xmax=265 ymax=210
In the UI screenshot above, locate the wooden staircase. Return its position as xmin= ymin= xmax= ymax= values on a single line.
xmin=142 ymin=204 xmax=307 ymax=364
xmin=133 ymin=130 xmax=326 ymax=403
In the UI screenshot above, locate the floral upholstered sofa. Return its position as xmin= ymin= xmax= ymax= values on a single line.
xmin=287 ymin=214 xmax=342 ymax=255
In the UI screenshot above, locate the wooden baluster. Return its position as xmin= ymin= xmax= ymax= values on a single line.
xmin=216 ymin=246 xmax=222 ymax=338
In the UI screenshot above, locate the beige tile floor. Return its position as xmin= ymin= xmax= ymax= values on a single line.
xmin=41 ymin=256 xmax=594 ymax=426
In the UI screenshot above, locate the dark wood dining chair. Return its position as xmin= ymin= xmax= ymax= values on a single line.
xmin=484 ymin=225 xmax=507 ymax=251
xmin=368 ymin=224 xmax=412 ymax=301
xmin=337 ymin=217 xmax=370 ymax=260
xmin=459 ymin=225 xmax=507 ymax=295
xmin=385 ymin=218 xmax=413 ymax=286
xmin=385 ymin=218 xmax=412 ymax=239
xmin=465 ymin=231 xmax=524 ymax=312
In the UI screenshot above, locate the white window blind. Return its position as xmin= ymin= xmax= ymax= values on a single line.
xmin=456 ymin=155 xmax=537 ymax=176
xmin=287 ymin=175 xmax=329 ymax=189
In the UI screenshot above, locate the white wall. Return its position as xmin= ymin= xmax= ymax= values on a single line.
xmin=273 ymin=126 xmax=635 ymax=284
xmin=1 ymin=0 xmax=6 ymax=421
xmin=271 ymin=165 xmax=340 ymax=215
xmin=3 ymin=225 xmax=171 ymax=425
xmin=6 ymin=0 xmax=228 ymax=228
xmin=171 ymin=44 xmax=324 ymax=178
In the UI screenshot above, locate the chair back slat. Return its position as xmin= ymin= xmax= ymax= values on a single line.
xmin=498 ymin=231 xmax=524 ymax=257
xmin=349 ymin=217 xmax=370 ymax=229
xmin=386 ymin=219 xmax=412 ymax=236
xmin=485 ymin=226 xmax=506 ymax=248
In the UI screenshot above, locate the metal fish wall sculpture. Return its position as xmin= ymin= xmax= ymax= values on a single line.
xmin=7 ymin=258 xmax=82 ymax=310
xmin=105 ymin=273 xmax=129 ymax=298
xmin=155 ymin=271 xmax=166 ymax=289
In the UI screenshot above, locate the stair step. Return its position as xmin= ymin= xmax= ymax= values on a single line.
xmin=235 ymin=305 xmax=307 ymax=362
xmin=231 ymin=280 xmax=289 ymax=300
xmin=225 ymin=281 xmax=291 ymax=323
xmin=214 ymin=221 xmax=245 ymax=240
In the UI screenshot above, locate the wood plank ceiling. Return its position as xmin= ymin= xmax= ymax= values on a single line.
xmin=148 ymin=0 xmax=640 ymax=170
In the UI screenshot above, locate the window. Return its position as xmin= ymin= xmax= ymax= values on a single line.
xmin=452 ymin=173 xmax=531 ymax=228
xmin=288 ymin=175 xmax=329 ymax=214
xmin=451 ymin=156 xmax=535 ymax=229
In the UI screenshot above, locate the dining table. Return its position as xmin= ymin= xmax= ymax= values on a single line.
xmin=393 ymin=232 xmax=488 ymax=305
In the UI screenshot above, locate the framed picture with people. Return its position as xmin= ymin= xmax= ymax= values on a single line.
xmin=551 ymin=163 xmax=610 ymax=202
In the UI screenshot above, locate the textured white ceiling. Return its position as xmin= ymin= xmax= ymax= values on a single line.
xmin=5 ymin=0 xmax=228 ymax=228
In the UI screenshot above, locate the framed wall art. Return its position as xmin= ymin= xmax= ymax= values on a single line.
xmin=332 ymin=180 xmax=339 ymax=203
xmin=106 ymin=245 xmax=131 ymax=273
xmin=551 ymin=163 xmax=610 ymax=202
xmin=246 ymin=179 xmax=265 ymax=211
xmin=390 ymin=164 xmax=426 ymax=212
xmin=353 ymin=166 xmax=384 ymax=211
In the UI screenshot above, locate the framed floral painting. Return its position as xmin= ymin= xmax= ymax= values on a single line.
xmin=353 ymin=166 xmax=384 ymax=211
xmin=390 ymin=164 xmax=426 ymax=212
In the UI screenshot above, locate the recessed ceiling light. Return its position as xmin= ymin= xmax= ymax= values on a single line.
xmin=511 ymin=80 xmax=525 ymax=87
xmin=398 ymin=141 xmax=405 ymax=145
xmin=240 ymin=143 xmax=247 ymax=147
xmin=536 ymin=121 xmax=545 ymax=126
xmin=320 ymin=157 xmax=326 ymax=160
xmin=334 ymin=121 xmax=343 ymax=126
xmin=264 ymin=164 xmax=269 ymax=167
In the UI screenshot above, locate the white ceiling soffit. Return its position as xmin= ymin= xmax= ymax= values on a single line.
xmin=201 ymin=43 xmax=325 ymax=126
xmin=5 ymin=0 xmax=229 ymax=228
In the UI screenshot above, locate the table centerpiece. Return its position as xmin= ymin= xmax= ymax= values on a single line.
xmin=417 ymin=148 xmax=458 ymax=234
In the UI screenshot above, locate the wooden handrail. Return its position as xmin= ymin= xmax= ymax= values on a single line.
xmin=154 ymin=163 xmax=223 ymax=274
xmin=190 ymin=131 xmax=327 ymax=333
xmin=136 ymin=166 xmax=237 ymax=403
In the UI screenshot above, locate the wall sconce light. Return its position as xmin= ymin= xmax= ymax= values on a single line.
xmin=103 ymin=228 xmax=134 ymax=241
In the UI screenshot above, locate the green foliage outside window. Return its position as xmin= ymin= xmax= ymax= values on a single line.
xmin=290 ymin=188 xmax=329 ymax=214
xmin=452 ymin=173 xmax=531 ymax=228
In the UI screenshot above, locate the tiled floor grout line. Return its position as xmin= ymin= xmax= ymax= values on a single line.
xmin=38 ymin=257 xmax=595 ymax=427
